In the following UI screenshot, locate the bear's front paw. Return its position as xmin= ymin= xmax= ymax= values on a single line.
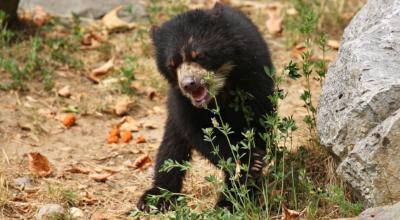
xmin=137 ymin=188 xmax=175 ymax=212
xmin=249 ymin=149 xmax=266 ymax=179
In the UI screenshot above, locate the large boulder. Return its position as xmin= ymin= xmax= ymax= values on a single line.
xmin=359 ymin=202 xmax=400 ymax=220
xmin=317 ymin=0 xmax=400 ymax=206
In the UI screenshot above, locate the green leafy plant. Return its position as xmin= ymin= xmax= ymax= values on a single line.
xmin=118 ymin=56 xmax=138 ymax=95
xmin=0 ymin=11 xmax=14 ymax=47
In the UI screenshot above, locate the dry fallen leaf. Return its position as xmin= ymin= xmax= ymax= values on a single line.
xmin=286 ymin=8 xmax=298 ymax=16
xmin=327 ymin=39 xmax=340 ymax=50
xmin=88 ymin=58 xmax=114 ymax=83
xmin=143 ymin=122 xmax=157 ymax=130
xmin=81 ymin=33 xmax=93 ymax=46
xmin=234 ymin=160 xmax=241 ymax=180
xmin=265 ymin=4 xmax=283 ymax=35
xmin=58 ymin=85 xmax=71 ymax=98
xmin=81 ymin=31 xmax=108 ymax=49
xmin=136 ymin=135 xmax=146 ymax=144
xmin=122 ymin=130 xmax=133 ymax=143
xmin=114 ymin=99 xmax=131 ymax=116
xmin=32 ymin=6 xmax=50 ymax=27
xmin=108 ymin=127 xmax=120 ymax=144
xmin=80 ymin=192 xmax=99 ymax=205
xmin=129 ymin=154 xmax=152 ymax=171
xmin=28 ymin=152 xmax=52 ymax=177
xmin=282 ymin=204 xmax=306 ymax=220
xmin=291 ymin=43 xmax=307 ymax=60
xmin=65 ymin=165 xmax=90 ymax=174
xmin=118 ymin=116 xmax=140 ymax=132
xmin=266 ymin=15 xmax=283 ymax=35
xmin=102 ymin=6 xmax=136 ymax=31
xmin=63 ymin=114 xmax=76 ymax=128
xmin=89 ymin=169 xmax=116 ymax=182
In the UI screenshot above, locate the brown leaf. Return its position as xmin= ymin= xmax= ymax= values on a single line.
xmin=290 ymin=43 xmax=307 ymax=60
xmin=81 ymin=33 xmax=93 ymax=46
xmin=88 ymin=58 xmax=114 ymax=83
xmin=282 ymin=204 xmax=306 ymax=220
xmin=28 ymin=152 xmax=52 ymax=177
xmin=234 ymin=160 xmax=241 ymax=180
xmin=143 ymin=123 xmax=158 ymax=130
xmin=89 ymin=170 xmax=115 ymax=182
xmin=135 ymin=135 xmax=146 ymax=144
xmin=327 ymin=39 xmax=340 ymax=50
xmin=129 ymin=154 xmax=152 ymax=171
xmin=102 ymin=6 xmax=136 ymax=31
xmin=65 ymin=165 xmax=90 ymax=174
xmin=81 ymin=32 xmax=108 ymax=49
xmin=118 ymin=116 xmax=140 ymax=132
xmin=114 ymin=99 xmax=132 ymax=116
xmin=80 ymin=197 xmax=99 ymax=206
xmin=58 ymin=85 xmax=71 ymax=98
xmin=33 ymin=6 xmax=50 ymax=27
xmin=265 ymin=4 xmax=283 ymax=35
xmin=63 ymin=114 xmax=76 ymax=128
xmin=266 ymin=15 xmax=283 ymax=35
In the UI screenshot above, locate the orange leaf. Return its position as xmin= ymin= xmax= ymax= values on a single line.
xmin=28 ymin=152 xmax=52 ymax=177
xmin=282 ymin=204 xmax=306 ymax=220
xmin=129 ymin=154 xmax=152 ymax=171
xmin=107 ymin=127 xmax=120 ymax=144
xmin=135 ymin=135 xmax=146 ymax=144
xmin=122 ymin=131 xmax=132 ymax=143
xmin=63 ymin=114 xmax=76 ymax=128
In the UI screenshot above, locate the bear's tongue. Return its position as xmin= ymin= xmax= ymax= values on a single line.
xmin=192 ymin=87 xmax=208 ymax=102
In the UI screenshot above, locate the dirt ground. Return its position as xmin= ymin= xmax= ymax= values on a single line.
xmin=0 ymin=1 xmax=344 ymax=219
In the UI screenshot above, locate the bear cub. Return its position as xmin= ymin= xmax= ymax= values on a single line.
xmin=138 ymin=3 xmax=275 ymax=212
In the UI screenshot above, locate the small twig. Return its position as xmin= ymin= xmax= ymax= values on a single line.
xmin=2 ymin=148 xmax=10 ymax=165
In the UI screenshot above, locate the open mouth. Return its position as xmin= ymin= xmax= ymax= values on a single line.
xmin=190 ymin=86 xmax=211 ymax=107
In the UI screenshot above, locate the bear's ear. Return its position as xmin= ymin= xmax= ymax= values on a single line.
xmin=212 ymin=1 xmax=224 ymax=17
xmin=150 ymin=25 xmax=161 ymax=39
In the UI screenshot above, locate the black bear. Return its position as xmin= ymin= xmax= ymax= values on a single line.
xmin=138 ymin=3 xmax=274 ymax=211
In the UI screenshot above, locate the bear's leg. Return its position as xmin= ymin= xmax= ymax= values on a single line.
xmin=137 ymin=120 xmax=191 ymax=212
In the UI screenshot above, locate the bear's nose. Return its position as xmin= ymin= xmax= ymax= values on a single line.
xmin=181 ymin=77 xmax=199 ymax=92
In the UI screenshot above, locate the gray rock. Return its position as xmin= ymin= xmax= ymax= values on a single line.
xmin=37 ymin=204 xmax=65 ymax=220
xmin=69 ymin=207 xmax=84 ymax=218
xmin=359 ymin=202 xmax=400 ymax=220
xmin=13 ymin=176 xmax=33 ymax=188
xmin=19 ymin=0 xmax=145 ymax=20
xmin=316 ymin=0 xmax=400 ymax=206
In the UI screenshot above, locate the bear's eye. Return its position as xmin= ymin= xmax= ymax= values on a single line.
xmin=191 ymin=50 xmax=199 ymax=60
xmin=167 ymin=59 xmax=176 ymax=68
xmin=192 ymin=51 xmax=206 ymax=62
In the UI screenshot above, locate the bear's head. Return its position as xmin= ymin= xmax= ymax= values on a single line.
xmin=151 ymin=3 xmax=238 ymax=108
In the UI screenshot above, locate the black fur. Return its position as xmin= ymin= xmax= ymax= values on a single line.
xmin=138 ymin=3 xmax=274 ymax=211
